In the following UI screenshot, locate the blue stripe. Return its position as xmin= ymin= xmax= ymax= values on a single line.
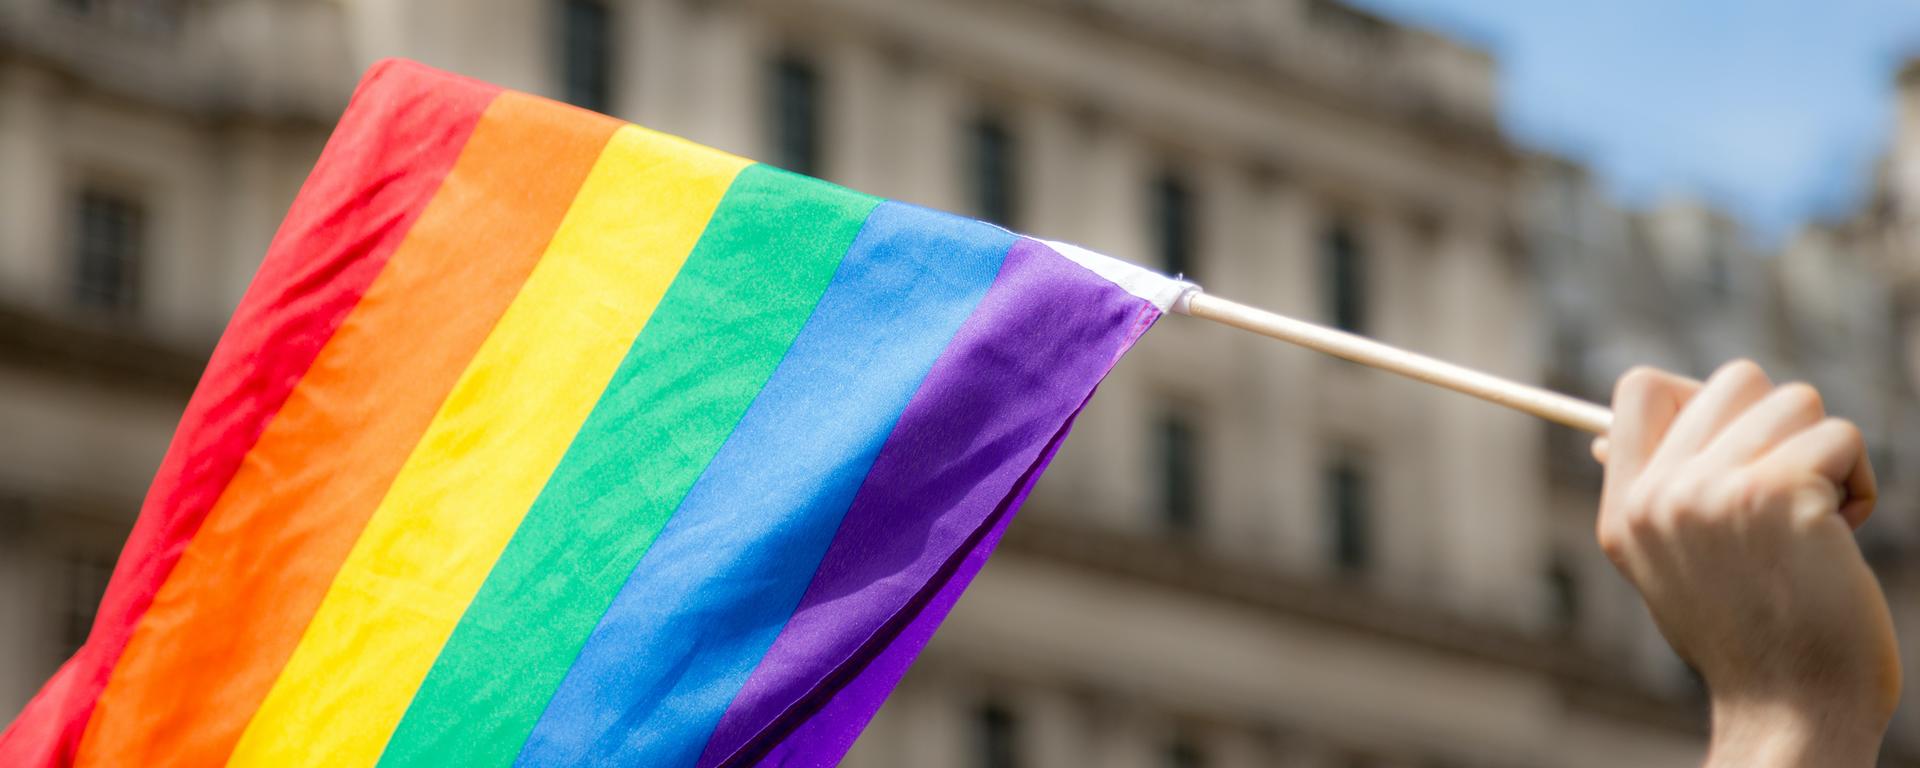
xmin=512 ymin=202 xmax=1017 ymax=767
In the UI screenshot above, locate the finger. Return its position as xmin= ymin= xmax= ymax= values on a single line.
xmin=1647 ymin=359 xmax=1771 ymax=467
xmin=1604 ymin=367 xmax=1699 ymax=492
xmin=1842 ymin=448 xmax=1880 ymax=529
xmin=1700 ymin=382 xmax=1825 ymax=467
xmin=1756 ymin=418 xmax=1877 ymax=529
xmin=1591 ymin=437 xmax=1610 ymax=465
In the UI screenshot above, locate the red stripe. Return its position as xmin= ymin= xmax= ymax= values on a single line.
xmin=0 ymin=59 xmax=498 ymax=767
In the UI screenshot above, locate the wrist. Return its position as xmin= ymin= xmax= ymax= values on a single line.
xmin=1706 ymin=694 xmax=1887 ymax=768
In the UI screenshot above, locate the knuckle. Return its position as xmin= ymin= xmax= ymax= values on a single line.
xmin=1596 ymin=525 xmax=1628 ymax=562
xmin=1712 ymin=470 xmax=1765 ymax=516
xmin=1716 ymin=358 xmax=1765 ymax=385
xmin=1625 ymin=481 xmax=1689 ymax=532
xmin=1619 ymin=481 xmax=1661 ymax=523
xmin=1656 ymin=485 xmax=1704 ymax=526
xmin=1726 ymin=357 xmax=1765 ymax=378
xmin=1616 ymin=366 xmax=1663 ymax=400
xmin=1825 ymin=417 xmax=1863 ymax=445
xmin=1646 ymin=467 xmax=1734 ymax=527
xmin=1777 ymin=382 xmax=1824 ymax=418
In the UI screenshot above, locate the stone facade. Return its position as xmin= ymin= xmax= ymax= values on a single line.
xmin=1 ymin=0 xmax=1909 ymax=765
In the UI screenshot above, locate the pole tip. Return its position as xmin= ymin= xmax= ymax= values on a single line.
xmin=1170 ymin=283 xmax=1202 ymax=316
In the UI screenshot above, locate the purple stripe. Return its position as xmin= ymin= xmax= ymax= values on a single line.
xmin=748 ymin=408 xmax=1085 ymax=768
xmin=696 ymin=239 xmax=1162 ymax=767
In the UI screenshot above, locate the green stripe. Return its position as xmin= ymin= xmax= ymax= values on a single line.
xmin=374 ymin=164 xmax=882 ymax=767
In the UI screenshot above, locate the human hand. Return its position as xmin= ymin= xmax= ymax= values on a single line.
xmin=1596 ymin=361 xmax=1898 ymax=768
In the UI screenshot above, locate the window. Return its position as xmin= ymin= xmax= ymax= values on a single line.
xmin=1151 ymin=171 xmax=1196 ymax=279
xmin=57 ymin=0 xmax=185 ymax=35
xmin=976 ymin=700 xmax=1019 ymax=768
xmin=1546 ymin=556 xmax=1579 ymax=632
xmin=1324 ymin=454 xmax=1370 ymax=574
xmin=1167 ymin=735 xmax=1207 ymax=768
xmin=1705 ymin=249 xmax=1733 ymax=298
xmin=557 ymin=0 xmax=613 ymax=113
xmin=62 ymin=553 xmax=115 ymax=655
xmin=1156 ymin=413 xmax=1202 ymax=535
xmin=72 ymin=188 xmax=144 ymax=313
xmin=1321 ymin=221 xmax=1366 ymax=333
xmin=768 ymin=54 xmax=822 ymax=177
xmin=967 ymin=115 xmax=1018 ymax=228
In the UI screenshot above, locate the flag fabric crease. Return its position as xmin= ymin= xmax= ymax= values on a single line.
xmin=0 ymin=59 xmax=1182 ymax=767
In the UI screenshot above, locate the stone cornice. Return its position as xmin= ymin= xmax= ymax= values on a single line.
xmin=0 ymin=4 xmax=347 ymax=130
xmin=998 ymin=0 xmax=1508 ymax=156
xmin=998 ymin=515 xmax=1920 ymax=763
xmin=0 ymin=302 xmax=206 ymax=397
xmin=998 ymin=514 xmax=1706 ymax=730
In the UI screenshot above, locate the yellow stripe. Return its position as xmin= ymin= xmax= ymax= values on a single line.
xmin=225 ymin=125 xmax=751 ymax=768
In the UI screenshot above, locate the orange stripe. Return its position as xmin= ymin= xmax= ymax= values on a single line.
xmin=74 ymin=93 xmax=622 ymax=768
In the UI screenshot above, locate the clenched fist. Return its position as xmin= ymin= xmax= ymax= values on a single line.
xmin=1597 ymin=361 xmax=1899 ymax=768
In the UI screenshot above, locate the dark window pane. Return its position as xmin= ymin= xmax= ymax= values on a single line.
xmin=558 ymin=0 xmax=613 ymax=113
xmin=768 ymin=54 xmax=822 ymax=176
xmin=1322 ymin=222 xmax=1366 ymax=333
xmin=1168 ymin=736 xmax=1207 ymax=768
xmin=72 ymin=189 xmax=143 ymax=312
xmin=58 ymin=0 xmax=184 ymax=35
xmin=977 ymin=701 xmax=1019 ymax=768
xmin=1547 ymin=556 xmax=1579 ymax=632
xmin=122 ymin=0 xmax=183 ymax=34
xmin=62 ymin=552 xmax=114 ymax=655
xmin=968 ymin=115 xmax=1017 ymax=228
xmin=1152 ymin=172 xmax=1196 ymax=278
xmin=1326 ymin=456 xmax=1370 ymax=573
xmin=1706 ymin=250 xmax=1732 ymax=298
xmin=1158 ymin=413 xmax=1202 ymax=534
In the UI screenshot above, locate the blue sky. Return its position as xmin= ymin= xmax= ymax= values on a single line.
xmin=1345 ymin=0 xmax=1920 ymax=241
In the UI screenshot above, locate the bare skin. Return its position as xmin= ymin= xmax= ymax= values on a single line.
xmin=1596 ymin=361 xmax=1900 ymax=767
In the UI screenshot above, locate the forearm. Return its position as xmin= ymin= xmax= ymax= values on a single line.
xmin=1705 ymin=697 xmax=1886 ymax=768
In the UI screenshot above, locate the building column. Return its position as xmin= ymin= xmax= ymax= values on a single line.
xmin=686 ymin=5 xmax=766 ymax=159
xmin=1016 ymin=102 xmax=1086 ymax=242
xmin=1245 ymin=179 xmax=1324 ymax=572
xmin=1031 ymin=115 xmax=1149 ymax=529
xmin=823 ymin=36 xmax=889 ymax=192
xmin=622 ymin=0 xmax=680 ymax=130
xmin=139 ymin=125 xmax=222 ymax=345
xmin=0 ymin=65 xmax=62 ymax=310
xmin=1364 ymin=207 xmax=1445 ymax=603
xmin=1015 ymin=102 xmax=1091 ymax=519
xmin=211 ymin=123 xmax=294 ymax=322
xmin=0 ymin=502 xmax=50 ymax=720
xmin=891 ymin=64 xmax=964 ymax=214
xmin=1427 ymin=217 xmax=1546 ymax=626
xmin=1202 ymin=160 xmax=1289 ymax=562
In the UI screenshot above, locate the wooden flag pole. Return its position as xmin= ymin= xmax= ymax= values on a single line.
xmin=1178 ymin=291 xmax=1614 ymax=435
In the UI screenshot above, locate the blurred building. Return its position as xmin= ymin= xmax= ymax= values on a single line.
xmin=4 ymin=0 xmax=1914 ymax=766
xmin=1521 ymin=149 xmax=1920 ymax=750
xmin=1522 ymin=52 xmax=1920 ymax=760
xmin=0 ymin=0 xmax=337 ymax=718
xmin=1771 ymin=56 xmax=1920 ymax=754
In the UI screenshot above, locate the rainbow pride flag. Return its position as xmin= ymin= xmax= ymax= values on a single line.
xmin=0 ymin=60 xmax=1184 ymax=767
